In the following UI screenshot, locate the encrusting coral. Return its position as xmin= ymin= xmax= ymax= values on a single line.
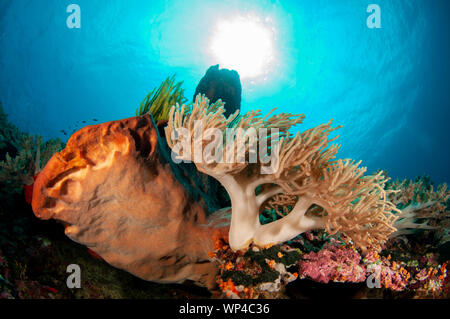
xmin=298 ymin=243 xmax=366 ymax=284
xmin=211 ymin=234 xmax=449 ymax=299
xmin=165 ymin=94 xmax=400 ymax=252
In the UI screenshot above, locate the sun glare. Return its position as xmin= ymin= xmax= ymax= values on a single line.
xmin=210 ymin=16 xmax=275 ymax=79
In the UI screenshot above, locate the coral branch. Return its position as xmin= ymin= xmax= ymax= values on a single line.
xmin=386 ymin=176 xmax=450 ymax=243
xmin=256 ymin=186 xmax=284 ymax=207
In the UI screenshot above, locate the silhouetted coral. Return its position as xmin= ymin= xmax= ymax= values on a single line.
xmin=193 ymin=65 xmax=242 ymax=117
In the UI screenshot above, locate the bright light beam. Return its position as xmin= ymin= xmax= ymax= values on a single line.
xmin=210 ymin=16 xmax=275 ymax=79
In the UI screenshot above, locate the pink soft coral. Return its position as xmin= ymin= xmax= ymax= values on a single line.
xmin=298 ymin=244 xmax=366 ymax=283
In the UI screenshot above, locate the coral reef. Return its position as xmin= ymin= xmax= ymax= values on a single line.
xmin=1 ymin=90 xmax=448 ymax=299
xmin=211 ymin=232 xmax=449 ymax=299
xmin=31 ymin=114 xmax=230 ymax=288
xmin=0 ymin=103 xmax=63 ymax=209
xmin=166 ymin=94 xmax=398 ymax=251
xmin=0 ymin=103 xmax=63 ymax=195
xmin=211 ymin=235 xmax=300 ymax=298
xmin=0 ymin=135 xmax=62 ymax=190
xmin=362 ymin=249 xmax=446 ymax=295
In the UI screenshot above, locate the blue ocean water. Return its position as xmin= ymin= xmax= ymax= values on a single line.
xmin=0 ymin=0 xmax=448 ymax=184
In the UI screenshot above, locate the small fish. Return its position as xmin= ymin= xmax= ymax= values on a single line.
xmin=81 ymin=120 xmax=86 ymax=123
xmin=60 ymin=130 xmax=67 ymax=136
xmin=92 ymin=118 xmax=98 ymax=122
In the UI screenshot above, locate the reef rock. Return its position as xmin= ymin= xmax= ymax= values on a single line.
xmin=31 ymin=115 xmax=230 ymax=288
